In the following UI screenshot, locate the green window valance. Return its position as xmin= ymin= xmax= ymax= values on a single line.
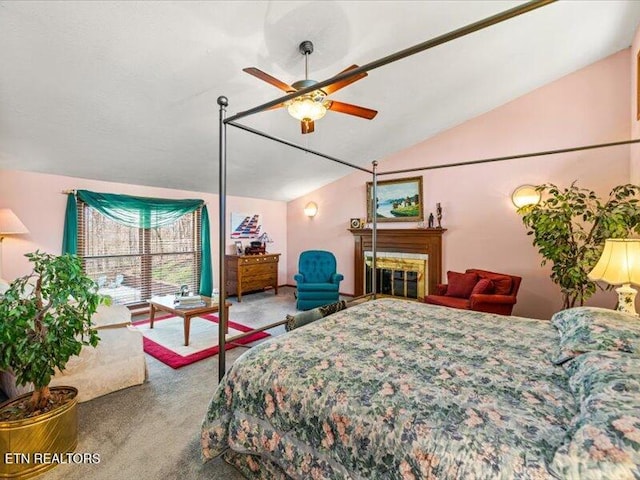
xmin=76 ymin=189 xmax=204 ymax=228
xmin=62 ymin=190 xmax=212 ymax=296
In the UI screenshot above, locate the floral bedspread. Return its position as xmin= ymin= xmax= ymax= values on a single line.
xmin=202 ymin=299 xmax=576 ymax=479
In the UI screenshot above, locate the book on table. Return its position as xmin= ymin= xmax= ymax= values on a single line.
xmin=176 ymin=295 xmax=204 ymax=308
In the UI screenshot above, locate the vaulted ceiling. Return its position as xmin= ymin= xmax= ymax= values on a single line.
xmin=1 ymin=1 xmax=639 ymax=201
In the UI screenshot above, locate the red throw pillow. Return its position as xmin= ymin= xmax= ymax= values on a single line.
xmin=466 ymin=270 xmax=515 ymax=295
xmin=445 ymin=271 xmax=479 ymax=299
xmin=471 ymin=278 xmax=494 ymax=295
xmin=479 ymin=274 xmax=512 ymax=295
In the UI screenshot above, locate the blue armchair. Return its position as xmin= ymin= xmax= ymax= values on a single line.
xmin=294 ymin=250 xmax=344 ymax=311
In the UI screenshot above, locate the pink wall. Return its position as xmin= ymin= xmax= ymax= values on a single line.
xmin=287 ymin=49 xmax=631 ymax=319
xmin=631 ymin=25 xmax=640 ymax=182
xmin=0 ymin=169 xmax=288 ymax=286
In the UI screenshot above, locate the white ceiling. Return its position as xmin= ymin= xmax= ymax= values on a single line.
xmin=1 ymin=1 xmax=639 ymax=201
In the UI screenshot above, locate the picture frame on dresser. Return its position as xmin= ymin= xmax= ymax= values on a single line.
xmin=234 ymin=241 xmax=243 ymax=255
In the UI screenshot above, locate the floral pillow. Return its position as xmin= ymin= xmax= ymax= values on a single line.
xmin=563 ymin=350 xmax=640 ymax=403
xmin=550 ymin=351 xmax=640 ymax=479
xmin=285 ymin=300 xmax=347 ymax=332
xmin=550 ymin=307 xmax=640 ymax=364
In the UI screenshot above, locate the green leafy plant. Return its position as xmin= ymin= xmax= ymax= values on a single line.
xmin=0 ymin=251 xmax=107 ymax=415
xmin=519 ymin=183 xmax=640 ymax=309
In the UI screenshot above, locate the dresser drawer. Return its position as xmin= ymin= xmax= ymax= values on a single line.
xmin=240 ymin=255 xmax=278 ymax=266
xmin=243 ymin=273 xmax=276 ymax=284
xmin=239 ymin=263 xmax=276 ymax=276
xmin=242 ymin=278 xmax=275 ymax=292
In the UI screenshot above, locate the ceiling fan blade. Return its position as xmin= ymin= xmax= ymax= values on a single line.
xmin=243 ymin=67 xmax=294 ymax=93
xmin=328 ymin=101 xmax=378 ymax=120
xmin=301 ymin=120 xmax=315 ymax=134
xmin=322 ymin=65 xmax=368 ymax=95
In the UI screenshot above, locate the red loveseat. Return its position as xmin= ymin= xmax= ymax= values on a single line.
xmin=424 ymin=268 xmax=522 ymax=316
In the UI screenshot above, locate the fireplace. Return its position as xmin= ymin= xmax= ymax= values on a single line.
xmin=364 ymin=251 xmax=428 ymax=299
xmin=350 ymin=228 xmax=445 ymax=298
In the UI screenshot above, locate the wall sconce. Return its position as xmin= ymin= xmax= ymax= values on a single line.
xmin=511 ymin=185 xmax=541 ymax=209
xmin=304 ymin=202 xmax=318 ymax=218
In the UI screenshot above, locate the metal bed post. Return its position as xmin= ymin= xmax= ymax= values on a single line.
xmin=371 ymin=161 xmax=378 ymax=299
xmin=217 ymin=96 xmax=228 ymax=382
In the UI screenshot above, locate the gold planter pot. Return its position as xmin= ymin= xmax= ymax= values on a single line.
xmin=0 ymin=387 xmax=78 ymax=479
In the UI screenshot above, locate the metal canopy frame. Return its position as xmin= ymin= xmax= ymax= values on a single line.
xmin=214 ymin=0 xmax=638 ymax=381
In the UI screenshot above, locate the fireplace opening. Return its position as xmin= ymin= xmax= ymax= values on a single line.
xmin=364 ymin=252 xmax=428 ymax=300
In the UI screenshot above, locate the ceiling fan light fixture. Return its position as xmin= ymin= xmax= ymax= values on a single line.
xmin=286 ymin=95 xmax=328 ymax=122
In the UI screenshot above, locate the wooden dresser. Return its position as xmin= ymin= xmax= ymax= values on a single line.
xmin=225 ymin=253 xmax=280 ymax=302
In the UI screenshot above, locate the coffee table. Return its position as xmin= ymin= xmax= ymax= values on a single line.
xmin=148 ymin=295 xmax=231 ymax=346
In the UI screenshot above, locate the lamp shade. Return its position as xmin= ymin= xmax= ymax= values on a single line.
xmin=0 ymin=208 xmax=28 ymax=235
xmin=258 ymin=232 xmax=273 ymax=244
xmin=588 ymin=239 xmax=640 ymax=286
xmin=287 ymin=98 xmax=327 ymax=122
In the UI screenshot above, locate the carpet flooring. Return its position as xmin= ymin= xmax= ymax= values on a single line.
xmin=39 ymin=287 xmax=298 ymax=480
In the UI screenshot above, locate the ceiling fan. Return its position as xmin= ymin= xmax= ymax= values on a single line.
xmin=243 ymin=40 xmax=378 ymax=134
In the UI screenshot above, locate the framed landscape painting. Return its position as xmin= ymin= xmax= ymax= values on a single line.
xmin=366 ymin=176 xmax=424 ymax=223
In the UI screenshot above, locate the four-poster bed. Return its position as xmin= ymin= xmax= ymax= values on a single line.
xmin=214 ymin=0 xmax=560 ymax=383
xmin=203 ymin=0 xmax=640 ymax=478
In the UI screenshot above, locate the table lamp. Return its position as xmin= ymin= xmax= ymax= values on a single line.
xmin=0 ymin=208 xmax=29 ymax=279
xmin=257 ymin=232 xmax=273 ymax=252
xmin=588 ymin=238 xmax=640 ymax=316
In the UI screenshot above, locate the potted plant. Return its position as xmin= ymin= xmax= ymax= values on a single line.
xmin=0 ymin=251 xmax=106 ymax=479
xmin=518 ymin=183 xmax=640 ymax=309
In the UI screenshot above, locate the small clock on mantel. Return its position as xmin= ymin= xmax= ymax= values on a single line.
xmin=350 ymin=218 xmax=365 ymax=229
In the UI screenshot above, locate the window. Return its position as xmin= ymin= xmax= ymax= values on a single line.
xmin=77 ymin=200 xmax=202 ymax=307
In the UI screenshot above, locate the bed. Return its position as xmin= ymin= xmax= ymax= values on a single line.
xmin=201 ymin=299 xmax=640 ymax=479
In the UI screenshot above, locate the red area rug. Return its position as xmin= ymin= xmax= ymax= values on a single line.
xmin=132 ymin=313 xmax=270 ymax=369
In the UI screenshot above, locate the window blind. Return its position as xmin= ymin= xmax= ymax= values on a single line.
xmin=77 ymin=200 xmax=202 ymax=307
